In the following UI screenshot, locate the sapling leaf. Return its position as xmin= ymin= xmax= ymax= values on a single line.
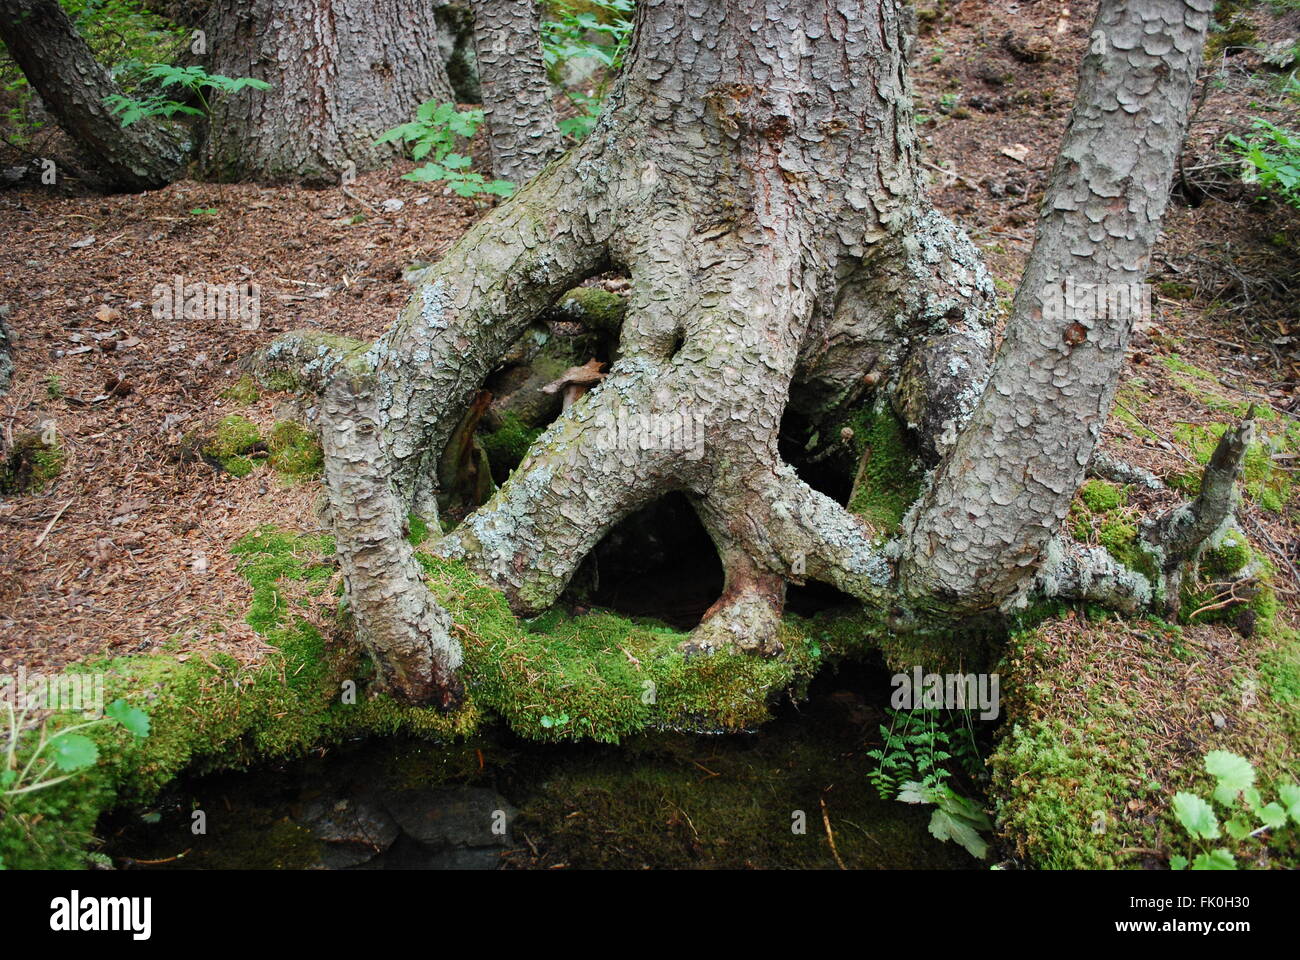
xmin=49 ymin=734 xmax=98 ymax=772
xmin=1172 ymin=792 xmax=1220 ymax=840
xmin=1191 ymin=848 xmax=1237 ymax=871
xmin=106 ymin=699 xmax=150 ymax=738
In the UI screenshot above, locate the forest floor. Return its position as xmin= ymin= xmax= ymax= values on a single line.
xmin=1 ymin=0 xmax=1298 ymax=830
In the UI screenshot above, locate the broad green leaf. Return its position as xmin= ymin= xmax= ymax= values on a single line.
xmin=49 ymin=734 xmax=99 ymax=772
xmin=1257 ymin=802 xmax=1288 ymax=830
xmin=1172 ymin=792 xmax=1220 ymax=840
xmin=928 ymin=808 xmax=988 ymax=859
xmin=897 ymin=781 xmax=935 ymax=805
xmin=1205 ymin=750 xmax=1255 ymax=794
xmin=1278 ymin=783 xmax=1300 ymax=824
xmin=1191 ymin=848 xmax=1237 ymax=871
xmin=937 ymin=793 xmax=992 ymax=831
xmin=1169 ymin=854 xmax=1189 ymax=870
xmin=1226 ymin=815 xmax=1254 ymax=840
xmin=106 ymin=699 xmax=150 ymax=738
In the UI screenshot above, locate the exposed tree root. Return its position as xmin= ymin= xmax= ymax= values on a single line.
xmin=250 ymin=0 xmax=1218 ymax=704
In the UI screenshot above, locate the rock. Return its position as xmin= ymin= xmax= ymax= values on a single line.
xmin=1002 ymin=31 xmax=1053 ymax=63
xmin=426 ymin=846 xmax=505 ymax=870
xmin=298 ymin=793 xmax=401 ymax=869
xmin=383 ymin=785 xmax=516 ymax=848
xmin=381 ymin=198 xmax=405 ymax=213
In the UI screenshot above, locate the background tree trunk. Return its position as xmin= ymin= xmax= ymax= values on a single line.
xmin=470 ymin=0 xmax=563 ymax=183
xmin=0 ymin=0 xmax=188 ymax=191
xmin=201 ymin=0 xmax=456 ymax=184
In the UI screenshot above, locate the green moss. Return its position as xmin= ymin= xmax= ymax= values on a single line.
xmin=1068 ymin=479 xmax=1159 ymax=582
xmin=2 ymin=524 xmax=893 ymax=867
xmin=1157 ymin=281 xmax=1195 ymax=300
xmin=0 ymin=433 xmax=64 ymax=494
xmin=479 ymin=412 xmax=542 ymax=478
xmin=406 ymin=512 xmax=430 ymax=547
xmin=1080 ymin=479 xmax=1126 ymax=513
xmin=845 ymin=404 xmax=923 ymax=534
xmin=266 ymin=421 xmax=323 ymax=477
xmin=263 ymin=371 xmax=301 ymax=393
xmin=201 ymin=415 xmax=263 ymax=477
xmin=1183 ymin=533 xmax=1280 ymax=629
xmin=221 ymin=375 xmax=260 ymax=406
xmin=990 ymin=613 xmax=1299 ymax=869
xmin=554 ymin=286 xmax=626 ymax=332
xmin=1261 ymin=633 xmax=1300 ymax=703
xmin=1206 ymin=0 xmax=1258 ymax=57
xmin=1112 ymin=382 xmax=1158 ymax=440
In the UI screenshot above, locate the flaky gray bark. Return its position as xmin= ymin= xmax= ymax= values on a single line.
xmin=258 ymin=0 xmax=1233 ymax=703
xmin=902 ymin=0 xmax=1212 ymax=611
xmin=318 ymin=374 xmax=463 ymax=707
xmin=202 ymin=0 xmax=455 ymax=183
xmin=0 ymin=0 xmax=188 ymax=191
xmin=470 ymin=0 xmax=563 ymax=183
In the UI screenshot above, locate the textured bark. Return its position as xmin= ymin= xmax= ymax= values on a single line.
xmin=1144 ymin=415 xmax=1255 ymax=612
xmin=202 ymin=0 xmax=455 ymax=183
xmin=318 ymin=374 xmax=463 ymax=707
xmin=262 ymin=0 xmax=1225 ymax=700
xmin=902 ymin=0 xmax=1211 ymax=612
xmin=0 ymin=0 xmax=188 ymax=191
xmin=470 ymin=0 xmax=563 ymax=183
xmin=0 ymin=312 xmax=13 ymax=396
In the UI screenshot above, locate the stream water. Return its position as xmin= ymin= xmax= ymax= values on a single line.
xmin=100 ymin=661 xmax=982 ymax=869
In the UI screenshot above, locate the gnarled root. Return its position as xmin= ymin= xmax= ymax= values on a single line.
xmin=1143 ymin=413 xmax=1256 ymax=615
xmin=318 ymin=373 xmax=463 ymax=707
xmin=1030 ymin=413 xmax=1256 ymax=616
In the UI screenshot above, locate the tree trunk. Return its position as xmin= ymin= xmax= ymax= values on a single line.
xmin=201 ymin=0 xmax=456 ymax=184
xmin=0 ymin=0 xmax=188 ymax=191
xmin=901 ymin=0 xmax=1212 ymax=612
xmin=470 ymin=0 xmax=563 ymax=183
xmin=258 ymin=0 xmax=1227 ymax=703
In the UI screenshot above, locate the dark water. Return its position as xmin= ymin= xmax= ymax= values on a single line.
xmin=100 ymin=660 xmax=984 ymax=870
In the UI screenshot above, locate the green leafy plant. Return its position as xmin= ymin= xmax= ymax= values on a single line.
xmin=2 ymin=697 xmax=150 ymax=800
xmin=541 ymin=0 xmax=635 ymax=74
xmin=542 ymin=0 xmax=634 ymax=143
xmin=1226 ymin=118 xmax=1300 ymax=208
xmin=866 ymin=707 xmax=990 ymax=859
xmin=1169 ymin=750 xmax=1300 ymax=870
xmin=898 ymin=780 xmax=993 ymax=859
xmin=375 ymin=100 xmax=514 ymax=198
xmin=104 ymin=64 xmax=270 ymax=127
xmin=557 ymin=88 xmax=604 ymax=141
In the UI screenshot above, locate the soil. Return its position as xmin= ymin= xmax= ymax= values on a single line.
xmin=1 ymin=0 xmax=1298 ymax=677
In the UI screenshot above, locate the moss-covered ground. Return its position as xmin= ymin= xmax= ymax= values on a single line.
xmin=0 ymin=525 xmax=886 ymax=868
xmin=989 ymin=609 xmax=1299 ymax=869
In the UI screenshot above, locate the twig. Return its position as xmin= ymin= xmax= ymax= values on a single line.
xmin=33 ymin=499 xmax=73 ymax=548
xmin=820 ymin=794 xmax=846 ymax=870
xmin=341 ymin=185 xmax=376 ymax=212
xmin=920 ymin=157 xmax=980 ymax=191
xmin=1113 ymin=401 xmax=1199 ymax=467
xmin=121 ymin=849 xmax=191 ymax=866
